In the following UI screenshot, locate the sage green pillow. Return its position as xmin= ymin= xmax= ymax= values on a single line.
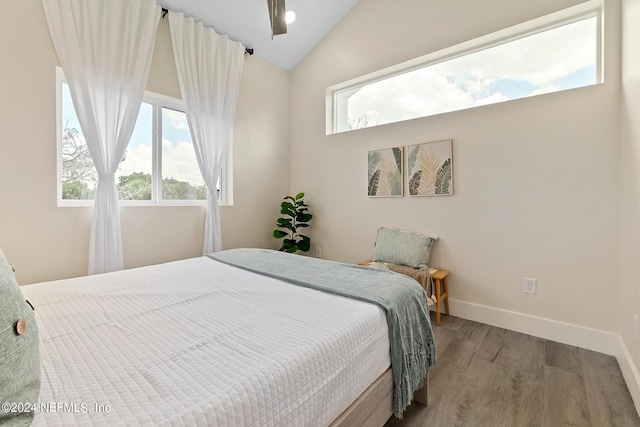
xmin=0 ymin=250 xmax=40 ymax=426
xmin=371 ymin=227 xmax=437 ymax=268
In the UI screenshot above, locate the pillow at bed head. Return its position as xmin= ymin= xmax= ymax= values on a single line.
xmin=371 ymin=227 xmax=438 ymax=269
xmin=0 ymin=250 xmax=40 ymax=425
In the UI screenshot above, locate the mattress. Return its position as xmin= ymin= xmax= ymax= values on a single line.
xmin=21 ymin=256 xmax=391 ymax=426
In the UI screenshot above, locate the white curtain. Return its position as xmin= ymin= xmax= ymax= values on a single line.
xmin=168 ymin=12 xmax=245 ymax=254
xmin=42 ymin=0 xmax=160 ymax=274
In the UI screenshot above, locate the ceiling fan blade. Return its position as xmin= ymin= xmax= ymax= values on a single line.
xmin=267 ymin=0 xmax=287 ymax=36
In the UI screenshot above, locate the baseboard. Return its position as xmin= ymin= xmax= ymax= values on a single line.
xmin=437 ymin=299 xmax=640 ymax=415
xmin=441 ymin=299 xmax=618 ymax=355
xmin=617 ymin=336 xmax=640 ymax=415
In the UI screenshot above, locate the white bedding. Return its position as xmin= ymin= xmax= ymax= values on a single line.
xmin=21 ymin=256 xmax=391 ymax=426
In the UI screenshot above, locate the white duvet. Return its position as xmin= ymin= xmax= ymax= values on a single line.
xmin=21 ymin=256 xmax=391 ymax=426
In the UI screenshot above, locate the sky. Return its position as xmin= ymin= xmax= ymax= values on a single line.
xmin=343 ymin=15 xmax=598 ymax=130
xmin=61 ymin=86 xmax=204 ymax=187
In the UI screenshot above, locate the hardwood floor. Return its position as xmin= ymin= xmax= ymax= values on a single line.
xmin=388 ymin=314 xmax=640 ymax=427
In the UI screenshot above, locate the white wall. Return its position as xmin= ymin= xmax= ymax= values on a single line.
xmin=619 ymin=0 xmax=640 ymax=411
xmin=0 ymin=0 xmax=290 ymax=284
xmin=0 ymin=0 xmax=636 ymax=411
xmin=290 ymin=0 xmax=621 ymax=334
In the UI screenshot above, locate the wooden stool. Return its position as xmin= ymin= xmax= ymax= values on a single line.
xmin=358 ymin=260 xmax=450 ymax=325
xmin=431 ymin=269 xmax=450 ymax=326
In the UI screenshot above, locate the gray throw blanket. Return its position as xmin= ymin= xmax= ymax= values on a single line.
xmin=208 ymin=248 xmax=435 ymax=418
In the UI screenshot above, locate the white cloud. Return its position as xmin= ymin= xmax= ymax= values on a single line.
xmin=163 ymin=108 xmax=190 ymax=131
xmin=161 ymin=139 xmax=203 ymax=185
xmin=346 ymin=16 xmax=597 ymax=127
xmin=432 ymin=18 xmax=595 ymax=86
xmin=350 ymin=68 xmax=510 ymax=124
xmin=115 ymin=139 xmax=203 ymax=186
xmin=117 ymin=143 xmax=152 ymax=177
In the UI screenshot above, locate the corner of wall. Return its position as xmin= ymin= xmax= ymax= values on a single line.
xmin=617 ymin=336 xmax=640 ymax=415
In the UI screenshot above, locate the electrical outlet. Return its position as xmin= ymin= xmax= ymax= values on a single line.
xmin=523 ymin=277 xmax=537 ymax=295
xmin=634 ymin=314 xmax=639 ymax=342
xmin=315 ymin=247 xmax=322 ymax=258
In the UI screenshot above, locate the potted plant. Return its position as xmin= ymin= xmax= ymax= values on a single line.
xmin=273 ymin=192 xmax=312 ymax=253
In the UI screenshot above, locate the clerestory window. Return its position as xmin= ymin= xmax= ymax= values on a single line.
xmin=328 ymin=2 xmax=602 ymax=134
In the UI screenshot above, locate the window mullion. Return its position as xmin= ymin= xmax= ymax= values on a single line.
xmin=152 ymin=100 xmax=161 ymax=204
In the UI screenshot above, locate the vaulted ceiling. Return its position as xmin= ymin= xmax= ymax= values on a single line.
xmin=155 ymin=0 xmax=361 ymax=71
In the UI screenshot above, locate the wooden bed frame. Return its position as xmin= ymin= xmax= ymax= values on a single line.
xmin=330 ymin=369 xmax=429 ymax=426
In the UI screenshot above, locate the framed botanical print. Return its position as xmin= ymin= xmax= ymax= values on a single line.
xmin=367 ymin=147 xmax=403 ymax=197
xmin=407 ymin=139 xmax=453 ymax=196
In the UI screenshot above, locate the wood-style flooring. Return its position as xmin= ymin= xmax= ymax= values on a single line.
xmin=387 ymin=313 xmax=640 ymax=427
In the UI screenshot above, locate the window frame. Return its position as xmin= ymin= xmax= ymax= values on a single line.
xmin=326 ymin=0 xmax=603 ymax=134
xmin=56 ymin=67 xmax=232 ymax=207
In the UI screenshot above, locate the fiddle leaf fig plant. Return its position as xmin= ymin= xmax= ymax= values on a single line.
xmin=273 ymin=192 xmax=313 ymax=253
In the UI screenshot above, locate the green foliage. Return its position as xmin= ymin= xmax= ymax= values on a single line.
xmin=435 ymin=158 xmax=452 ymax=194
xmin=62 ymin=180 xmax=95 ymax=199
xmin=63 ymin=172 xmax=205 ymax=201
xmin=389 ymin=167 xmax=402 ymax=195
xmin=162 ymin=177 xmax=207 ymax=200
xmin=273 ymin=192 xmax=313 ymax=253
xmin=409 ymin=170 xmax=422 ymax=196
xmin=408 ymin=145 xmax=420 ymax=172
xmin=367 ymin=151 xmax=381 ymax=181
xmin=116 ymin=172 xmax=207 ymax=201
xmin=368 ymin=169 xmax=380 ymax=196
xmin=61 ymin=121 xmax=97 ymax=193
xmin=118 ymin=172 xmax=152 ymax=200
xmin=392 ymin=147 xmax=402 ymax=173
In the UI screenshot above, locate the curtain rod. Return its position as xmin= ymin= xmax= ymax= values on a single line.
xmin=161 ymin=8 xmax=254 ymax=56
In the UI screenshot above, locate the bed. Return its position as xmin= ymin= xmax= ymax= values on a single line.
xmin=16 ymin=248 xmax=434 ymax=426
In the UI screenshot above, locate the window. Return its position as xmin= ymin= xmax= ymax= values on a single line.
xmin=57 ymin=68 xmax=229 ymax=206
xmin=328 ymin=2 xmax=602 ymax=134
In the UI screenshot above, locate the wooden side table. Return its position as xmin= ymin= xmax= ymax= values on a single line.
xmin=358 ymin=260 xmax=450 ymax=325
xmin=431 ymin=269 xmax=450 ymax=326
